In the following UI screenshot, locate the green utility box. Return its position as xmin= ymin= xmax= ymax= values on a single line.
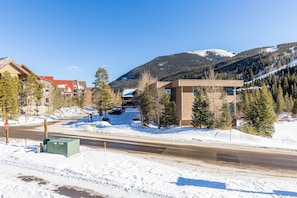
xmin=47 ymin=138 xmax=80 ymax=157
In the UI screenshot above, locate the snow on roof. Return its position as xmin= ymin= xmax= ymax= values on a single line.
xmin=57 ymin=84 xmax=66 ymax=88
xmin=122 ymin=88 xmax=137 ymax=97
xmin=66 ymin=87 xmax=72 ymax=92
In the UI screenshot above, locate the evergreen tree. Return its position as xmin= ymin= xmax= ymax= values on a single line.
xmin=93 ymin=68 xmax=109 ymax=87
xmin=140 ymin=85 xmax=152 ymax=125
xmin=258 ymin=85 xmax=275 ymax=137
xmin=241 ymin=85 xmax=275 ymax=137
xmin=219 ymin=92 xmax=232 ymax=129
xmin=168 ymin=101 xmax=179 ymax=125
xmin=191 ymin=87 xmax=214 ymax=128
xmin=271 ymin=75 xmax=278 ymax=100
xmin=292 ymin=99 xmax=297 ymax=115
xmin=293 ymin=84 xmax=297 ymax=98
xmin=0 ymin=72 xmax=19 ymax=119
xmin=98 ymin=83 xmax=114 ymax=115
xmin=159 ymin=93 xmax=178 ymax=128
xmin=275 ymin=85 xmax=285 ymax=114
xmin=283 ymin=77 xmax=289 ymax=92
xmin=92 ymin=67 xmax=113 ymax=115
xmin=284 ymin=93 xmax=294 ymax=112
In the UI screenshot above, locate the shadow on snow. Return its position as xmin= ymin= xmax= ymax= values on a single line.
xmin=176 ymin=177 xmax=297 ymax=197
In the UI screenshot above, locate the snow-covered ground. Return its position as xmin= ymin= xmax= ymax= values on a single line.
xmin=1 ymin=107 xmax=297 ymax=198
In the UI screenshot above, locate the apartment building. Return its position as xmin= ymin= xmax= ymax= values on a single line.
xmin=39 ymin=76 xmax=92 ymax=107
xmin=151 ymin=79 xmax=244 ymax=126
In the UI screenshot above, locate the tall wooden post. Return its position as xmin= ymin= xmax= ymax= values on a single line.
xmin=4 ymin=120 xmax=9 ymax=144
xmin=44 ymin=119 xmax=48 ymax=139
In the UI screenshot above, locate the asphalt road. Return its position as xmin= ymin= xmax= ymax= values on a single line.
xmin=2 ymin=121 xmax=297 ymax=172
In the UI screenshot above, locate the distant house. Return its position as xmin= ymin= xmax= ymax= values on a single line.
xmin=150 ymin=79 xmax=244 ymax=126
xmin=122 ymin=88 xmax=138 ymax=106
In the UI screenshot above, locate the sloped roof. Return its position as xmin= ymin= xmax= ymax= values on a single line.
xmin=52 ymin=80 xmax=74 ymax=93
xmin=0 ymin=57 xmax=30 ymax=75
xmin=0 ymin=57 xmax=17 ymax=68
xmin=122 ymin=88 xmax=137 ymax=97
xmin=39 ymin=76 xmax=54 ymax=82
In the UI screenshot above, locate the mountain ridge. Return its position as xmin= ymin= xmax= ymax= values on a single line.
xmin=109 ymin=42 xmax=297 ymax=92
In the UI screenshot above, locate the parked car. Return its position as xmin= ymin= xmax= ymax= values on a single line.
xmin=108 ymin=107 xmax=124 ymax=115
xmin=132 ymin=117 xmax=140 ymax=121
xmin=108 ymin=108 xmax=122 ymax=115
xmin=102 ymin=116 xmax=110 ymax=123
xmin=131 ymin=117 xmax=141 ymax=124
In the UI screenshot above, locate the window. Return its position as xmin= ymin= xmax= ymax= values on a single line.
xmin=193 ymin=86 xmax=198 ymax=95
xmin=171 ymin=88 xmax=176 ymax=101
xmin=229 ymin=102 xmax=234 ymax=112
xmin=193 ymin=86 xmax=206 ymax=95
xmin=224 ymin=87 xmax=234 ymax=96
xmin=165 ymin=88 xmax=171 ymax=95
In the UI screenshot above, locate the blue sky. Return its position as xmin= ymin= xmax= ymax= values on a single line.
xmin=1 ymin=0 xmax=297 ymax=87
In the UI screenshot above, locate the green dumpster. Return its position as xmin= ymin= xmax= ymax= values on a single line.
xmin=47 ymin=138 xmax=80 ymax=157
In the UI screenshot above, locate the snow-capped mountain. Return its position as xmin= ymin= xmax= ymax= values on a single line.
xmin=109 ymin=42 xmax=297 ymax=92
xmin=189 ymin=49 xmax=236 ymax=61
